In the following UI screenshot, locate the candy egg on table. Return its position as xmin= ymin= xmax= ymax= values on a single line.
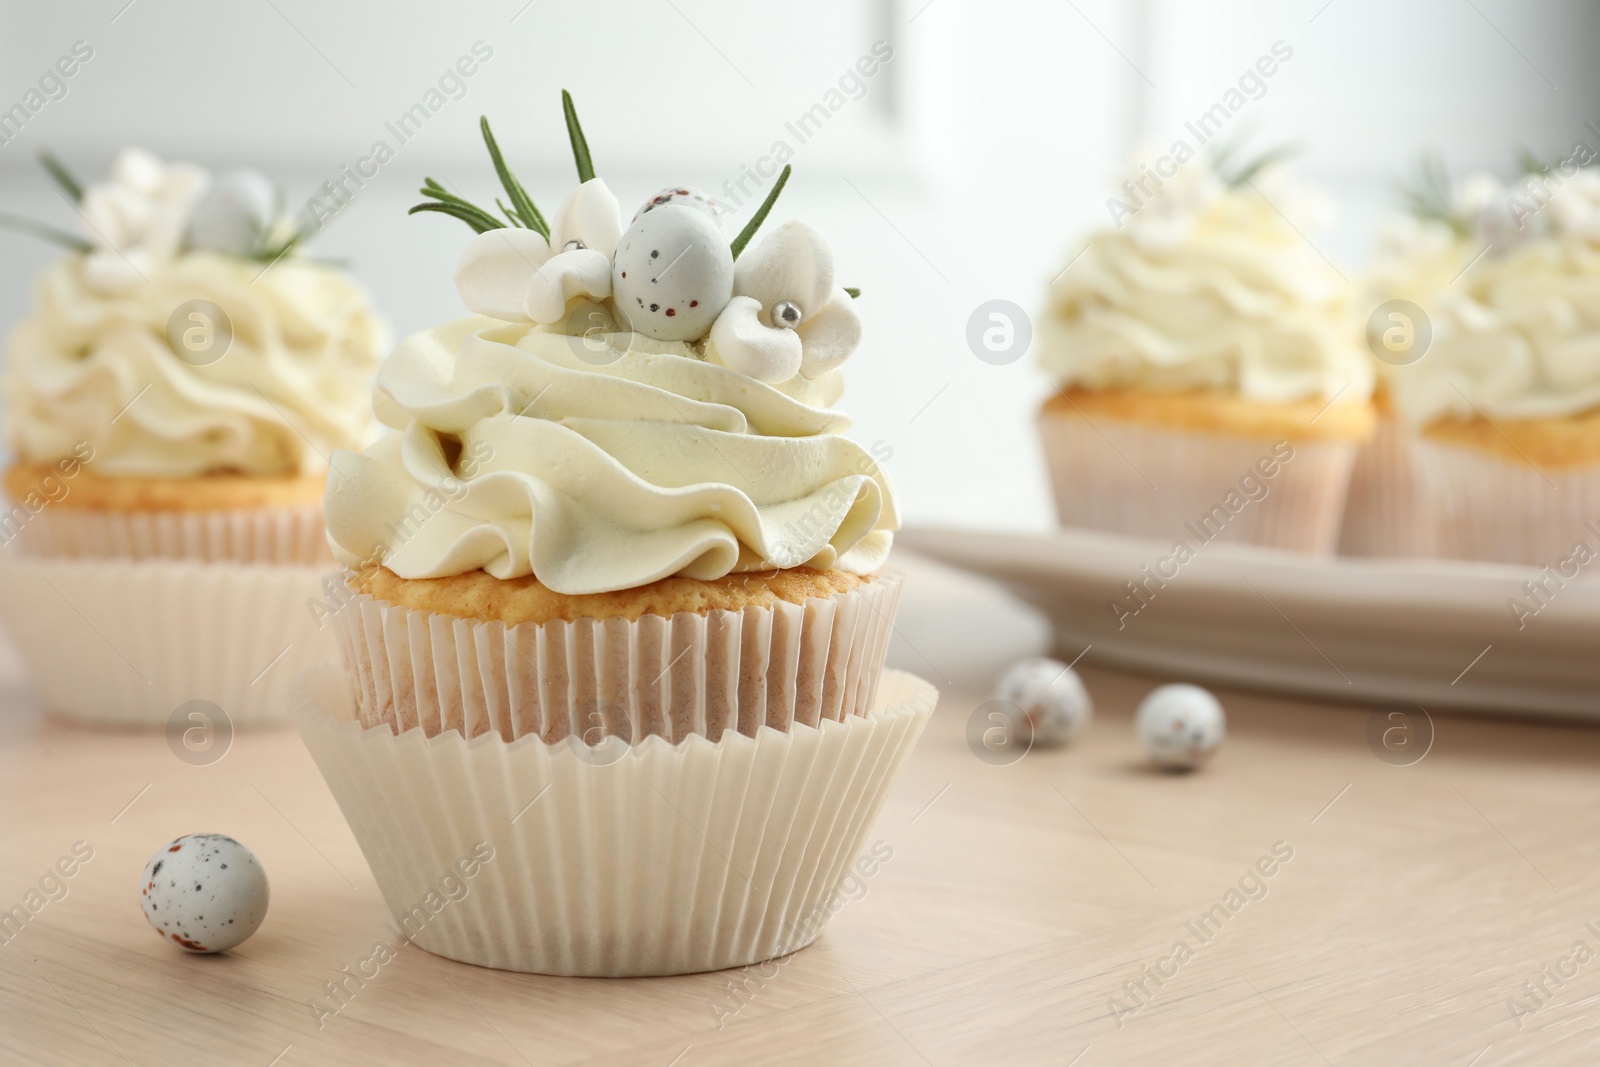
xmin=634 ymin=185 xmax=726 ymax=224
xmin=139 ymin=833 xmax=269 ymax=953
xmin=1136 ymin=684 xmax=1226 ymax=771
xmin=994 ymin=656 xmax=1093 ymax=746
xmin=611 ymin=203 xmax=733 ymax=341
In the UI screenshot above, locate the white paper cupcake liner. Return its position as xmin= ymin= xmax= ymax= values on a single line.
xmin=13 ymin=505 xmax=329 ymax=565
xmin=1336 ymin=409 xmax=1437 ymax=558
xmin=0 ymin=553 xmax=336 ymax=726
xmin=327 ymin=570 xmax=903 ymax=743
xmin=290 ymin=661 xmax=935 ymax=976
xmin=1038 ymin=409 xmax=1358 ymax=555
xmin=1413 ymin=437 xmax=1600 ymax=565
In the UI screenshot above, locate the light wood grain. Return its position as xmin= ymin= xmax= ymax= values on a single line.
xmin=1 ymin=653 xmax=1598 ymax=1065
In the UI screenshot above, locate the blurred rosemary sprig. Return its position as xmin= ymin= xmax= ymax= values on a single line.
xmin=1398 ymin=153 xmax=1470 ymax=237
xmin=1211 ymin=133 xmax=1302 ymax=188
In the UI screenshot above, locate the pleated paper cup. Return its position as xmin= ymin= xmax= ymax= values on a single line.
xmin=1414 ymin=437 xmax=1600 ymax=565
xmin=1336 ymin=407 xmax=1437 ymax=558
xmin=1038 ymin=409 xmax=1358 ymax=555
xmin=0 ymin=553 xmax=335 ymax=726
xmin=326 ymin=570 xmax=903 ymax=743
xmin=15 ymin=505 xmax=329 ymax=565
xmin=290 ymin=661 xmax=935 ymax=976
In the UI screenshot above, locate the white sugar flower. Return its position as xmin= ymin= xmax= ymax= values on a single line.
xmin=455 ymin=178 xmax=622 ymax=324
xmin=80 ymin=147 xmax=210 ymax=293
xmin=708 ymin=221 xmax=860 ymax=382
xmin=1124 ymin=158 xmax=1224 ymax=251
xmin=1546 ymin=168 xmax=1600 ymax=241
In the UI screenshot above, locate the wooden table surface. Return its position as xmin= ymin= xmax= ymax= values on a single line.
xmin=1 ymin=624 xmax=1598 ymax=1065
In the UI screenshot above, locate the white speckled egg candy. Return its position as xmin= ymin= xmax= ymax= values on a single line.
xmin=1136 ymin=684 xmax=1225 ymax=771
xmin=995 ymin=657 xmax=1093 ymax=746
xmin=187 ymin=169 xmax=277 ymax=257
xmin=611 ymin=204 xmax=733 ymax=341
xmin=633 ymin=185 xmax=727 ymax=224
xmin=140 ymin=833 xmax=269 ymax=953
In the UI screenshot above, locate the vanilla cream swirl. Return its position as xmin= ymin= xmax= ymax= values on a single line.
xmin=1040 ymin=188 xmax=1371 ymax=403
xmin=1388 ymin=234 xmax=1600 ymax=425
xmin=323 ymin=311 xmax=898 ymax=594
xmin=5 ymin=252 xmax=387 ymax=476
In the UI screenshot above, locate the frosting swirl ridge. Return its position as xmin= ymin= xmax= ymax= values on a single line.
xmin=1040 ymin=175 xmax=1371 ymax=404
xmin=5 ymin=252 xmax=388 ymax=477
xmin=324 ymin=312 xmax=897 ymax=594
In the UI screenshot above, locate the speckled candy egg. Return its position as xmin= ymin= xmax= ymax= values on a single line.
xmin=611 ymin=204 xmax=733 ymax=341
xmin=633 ymin=185 xmax=727 ymax=225
xmin=187 ymin=169 xmax=277 ymax=258
xmin=139 ymin=833 xmax=269 ymax=953
xmin=1136 ymin=684 xmax=1226 ymax=771
xmin=994 ymin=657 xmax=1093 ymax=746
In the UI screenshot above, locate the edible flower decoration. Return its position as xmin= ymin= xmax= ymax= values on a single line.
xmin=415 ymin=91 xmax=863 ymax=383
xmin=1398 ymin=151 xmax=1600 ymax=250
xmin=0 ymin=149 xmax=314 ymax=293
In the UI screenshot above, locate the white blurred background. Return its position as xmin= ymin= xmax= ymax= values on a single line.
xmin=1 ymin=0 xmax=1596 ymax=531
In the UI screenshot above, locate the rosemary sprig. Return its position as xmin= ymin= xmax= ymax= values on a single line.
xmin=844 ymin=287 xmax=860 ymax=299
xmin=480 ymin=117 xmax=547 ymax=236
xmin=730 ymin=164 xmax=791 ymax=260
xmin=1398 ymin=153 xmax=1469 ymax=237
xmin=0 ymin=213 xmax=90 ymax=251
xmin=254 ymin=226 xmax=306 ymax=265
xmin=38 ymin=151 xmax=84 ymax=203
xmin=562 ymin=89 xmax=596 ymax=184
xmin=407 ymin=200 xmax=503 ymax=234
xmin=413 ymin=178 xmax=505 ymax=231
xmin=1516 ymin=147 xmax=1551 ymax=175
xmin=1224 ymin=142 xmax=1301 ymax=187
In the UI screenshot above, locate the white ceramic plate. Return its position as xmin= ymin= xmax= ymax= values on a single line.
xmin=897 ymin=526 xmax=1600 ymax=721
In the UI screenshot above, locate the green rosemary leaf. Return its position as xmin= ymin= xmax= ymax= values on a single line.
xmin=1397 ymin=153 xmax=1469 ymax=237
xmin=408 ymin=201 xmax=504 ymax=234
xmin=253 ymin=233 xmax=301 ymax=265
xmin=844 ymin=287 xmax=860 ymax=299
xmin=480 ymin=116 xmax=548 ymax=237
xmin=496 ymin=198 xmax=525 ymax=228
xmin=0 ymin=212 xmax=90 ymax=251
xmin=561 ymin=89 xmax=596 ymax=184
xmin=417 ymin=182 xmax=506 ymax=230
xmin=38 ymin=151 xmax=84 ymax=203
xmin=1220 ymin=142 xmax=1301 ymax=187
xmin=730 ymin=164 xmax=791 ymax=260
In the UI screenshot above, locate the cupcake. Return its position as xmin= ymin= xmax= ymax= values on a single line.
xmin=1386 ymin=160 xmax=1600 ymax=565
xmin=291 ymin=97 xmax=932 ymax=977
xmin=1037 ymin=149 xmax=1374 ymax=554
xmin=0 ymin=149 xmax=389 ymax=724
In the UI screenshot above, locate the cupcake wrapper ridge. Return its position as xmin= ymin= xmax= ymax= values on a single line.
xmin=15 ymin=505 xmax=330 ymax=565
xmin=0 ymin=553 xmax=335 ymax=726
xmin=328 ymin=570 xmax=903 ymax=743
xmin=1336 ymin=408 xmax=1438 ymax=558
xmin=1038 ymin=409 xmax=1358 ymax=555
xmin=290 ymin=662 xmax=936 ymax=976
xmin=1414 ymin=438 xmax=1600 ymax=566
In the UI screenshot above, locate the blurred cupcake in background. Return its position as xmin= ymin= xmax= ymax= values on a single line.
xmin=1037 ymin=145 xmax=1373 ymax=554
xmin=0 ymin=148 xmax=389 ymax=725
xmin=1384 ymin=153 xmax=1600 ymax=565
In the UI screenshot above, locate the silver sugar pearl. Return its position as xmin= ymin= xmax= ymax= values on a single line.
xmin=563 ymin=239 xmax=587 ymax=252
xmin=772 ymin=301 xmax=803 ymax=330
